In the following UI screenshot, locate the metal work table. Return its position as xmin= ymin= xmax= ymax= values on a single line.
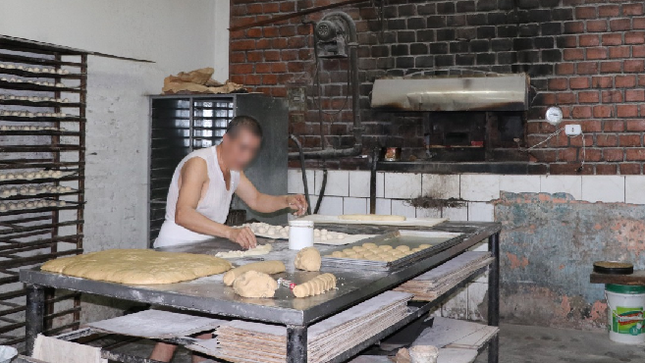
xmin=20 ymin=221 xmax=501 ymax=363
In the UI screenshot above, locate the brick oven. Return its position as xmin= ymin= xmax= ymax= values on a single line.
xmin=230 ymin=0 xmax=645 ymax=175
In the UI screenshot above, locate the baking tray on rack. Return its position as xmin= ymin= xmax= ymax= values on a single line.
xmin=321 ymin=230 xmax=463 ymax=272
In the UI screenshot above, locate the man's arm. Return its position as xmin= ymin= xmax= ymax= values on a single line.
xmin=175 ymin=158 xmax=256 ymax=249
xmin=235 ymin=172 xmax=308 ymax=216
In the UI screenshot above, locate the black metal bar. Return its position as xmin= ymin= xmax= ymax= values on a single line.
xmin=25 ymin=284 xmax=45 ymax=354
xmin=286 ymin=325 xmax=308 ymax=363
xmin=369 ymin=147 xmax=378 ymax=214
xmin=488 ymin=232 xmax=500 ymax=363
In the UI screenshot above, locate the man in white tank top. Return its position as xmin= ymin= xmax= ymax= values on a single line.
xmin=151 ymin=116 xmax=307 ymax=362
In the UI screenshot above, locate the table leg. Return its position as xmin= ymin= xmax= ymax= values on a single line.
xmin=286 ymin=325 xmax=307 ymax=363
xmin=25 ymin=284 xmax=45 ymax=355
xmin=488 ymin=232 xmax=500 ymax=363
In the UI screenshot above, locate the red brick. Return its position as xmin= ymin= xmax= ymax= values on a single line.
xmin=600 ymin=61 xmax=622 ymax=73
xmin=572 ymin=106 xmax=592 ymax=119
xmin=594 ymin=105 xmax=613 ymax=118
xmin=556 ymin=63 xmax=575 ymax=75
xmin=570 ymin=134 xmax=594 ymax=147
xmin=619 ymin=134 xmax=642 ymax=147
xmin=616 ymin=75 xmax=637 ymax=87
xmin=529 ymin=149 xmax=557 ymax=163
xmin=281 ymin=50 xmax=298 ymax=61
xmin=559 ymin=148 xmax=579 ymax=162
xmin=623 ymin=3 xmax=644 ymax=16
xmin=578 ymin=91 xmax=600 ymax=103
xmin=602 ymin=33 xmax=623 ymax=46
xmin=636 ymin=18 xmax=645 ymax=30
xmin=262 ymin=74 xmax=278 ymax=85
xmin=579 ymin=34 xmax=601 ymax=46
xmin=256 ymin=38 xmax=271 ymax=49
xmin=244 ymin=75 xmax=262 ymax=85
xmin=263 ymin=27 xmax=279 ymax=38
xmin=270 ymin=62 xmax=287 ymax=73
xmin=247 ymin=3 xmax=263 ymax=14
xmin=596 ymin=164 xmax=618 ymax=174
xmin=230 ymin=39 xmax=256 ymax=51
xmin=557 ymin=92 xmax=576 ymax=104
xmin=549 ymin=78 xmax=568 ymax=91
xmin=577 ymin=62 xmax=599 ymax=74
xmin=576 ymin=6 xmax=597 ymax=19
xmin=279 ymin=26 xmax=297 ymax=37
xmin=617 ymin=105 xmax=639 ymax=118
xmin=640 ymin=75 xmax=645 ymax=87
xmin=586 ymin=47 xmax=608 ymax=60
xmin=230 ymin=63 xmax=254 ymax=74
xmin=634 ymin=45 xmax=645 ymax=58
xmin=265 ymin=50 xmax=280 ymax=61
xmin=549 ymin=164 xmax=579 ymax=175
xmin=255 ymin=63 xmax=271 ymax=73
xmin=564 ymin=49 xmax=585 ymax=60
xmin=581 ymin=121 xmax=602 ymax=132
xmin=592 ymin=76 xmax=613 ymax=88
xmin=597 ymin=134 xmax=618 ymax=147
xmin=272 ymin=38 xmax=288 ymax=48
xmin=603 ymin=148 xmax=624 ymax=161
xmin=602 ymin=90 xmax=623 ymax=103
xmin=246 ymin=28 xmax=263 ymax=38
xmin=626 ymin=149 xmax=645 ymax=161
xmin=263 ymin=2 xmax=280 ymax=13
xmin=287 ymin=62 xmax=306 ymax=72
xmin=230 ymin=51 xmax=246 ymax=63
xmin=626 ymin=32 xmax=645 ymax=45
xmin=619 ymin=163 xmax=641 ymax=174
xmin=610 ymin=18 xmax=632 ymax=31
xmin=598 ymin=5 xmax=620 ymax=17
xmin=627 ymin=120 xmax=645 ymax=131
xmin=605 ymin=120 xmax=625 ymax=132
xmin=609 ymin=46 xmax=630 ymax=59
xmin=570 ymin=77 xmax=591 ymax=89
xmin=585 ymin=148 xmax=603 ymax=162
xmin=586 ymin=20 xmax=607 ymax=32
xmin=230 ymin=75 xmax=244 ymax=84
xmin=626 ymin=90 xmax=645 ymax=102
xmin=549 ymin=132 xmax=570 ymax=148
xmin=280 ymin=2 xmax=296 ymax=12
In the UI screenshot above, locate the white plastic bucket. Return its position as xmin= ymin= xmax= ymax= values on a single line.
xmin=288 ymin=220 xmax=314 ymax=250
xmin=606 ymin=284 xmax=645 ymax=345
xmin=0 ymin=345 xmax=18 ymax=363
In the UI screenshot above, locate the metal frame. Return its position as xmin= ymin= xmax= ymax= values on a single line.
xmin=21 ymin=222 xmax=500 ymax=362
xmin=0 ymin=41 xmax=86 ymax=348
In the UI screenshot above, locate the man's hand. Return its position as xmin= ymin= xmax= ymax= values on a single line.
xmin=227 ymin=226 xmax=257 ymax=249
xmin=287 ymin=194 xmax=308 ymax=216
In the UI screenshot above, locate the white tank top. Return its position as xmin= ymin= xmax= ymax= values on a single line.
xmin=154 ymin=146 xmax=240 ymax=248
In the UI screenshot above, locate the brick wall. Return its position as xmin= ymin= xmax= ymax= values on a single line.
xmin=230 ymin=0 xmax=645 ymax=174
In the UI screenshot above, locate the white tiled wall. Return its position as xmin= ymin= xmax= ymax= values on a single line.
xmin=287 ymin=169 xmax=645 ymax=321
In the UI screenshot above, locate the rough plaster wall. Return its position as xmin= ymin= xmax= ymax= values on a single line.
xmin=0 ymin=0 xmax=230 ymax=323
xmin=494 ymin=191 xmax=644 ymax=331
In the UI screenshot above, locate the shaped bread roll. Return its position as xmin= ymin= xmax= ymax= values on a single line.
xmin=293 ymin=273 xmax=337 ymax=298
xmin=223 ymin=260 xmax=285 ymax=286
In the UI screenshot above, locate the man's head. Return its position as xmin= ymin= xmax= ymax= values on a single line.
xmin=220 ymin=115 xmax=263 ymax=171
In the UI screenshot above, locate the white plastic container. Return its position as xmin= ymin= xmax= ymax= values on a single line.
xmin=0 ymin=345 xmax=17 ymax=363
xmin=288 ymin=220 xmax=314 ymax=250
xmin=606 ymin=284 xmax=645 ymax=345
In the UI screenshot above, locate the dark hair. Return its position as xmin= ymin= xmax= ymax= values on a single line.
xmin=226 ymin=115 xmax=263 ymax=138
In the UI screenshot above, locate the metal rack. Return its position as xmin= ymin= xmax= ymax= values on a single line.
xmin=0 ymin=36 xmax=86 ymax=348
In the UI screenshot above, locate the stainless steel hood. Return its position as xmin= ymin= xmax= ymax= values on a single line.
xmin=371 ymin=73 xmax=529 ymax=112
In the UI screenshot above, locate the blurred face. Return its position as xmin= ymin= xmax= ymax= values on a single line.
xmin=220 ymin=129 xmax=261 ymax=171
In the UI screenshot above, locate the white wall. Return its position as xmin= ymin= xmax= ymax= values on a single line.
xmin=0 ymin=0 xmax=230 ymax=253
xmin=0 ymin=0 xmax=230 ymax=322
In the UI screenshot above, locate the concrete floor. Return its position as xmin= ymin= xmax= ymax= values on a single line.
xmin=107 ymin=324 xmax=645 ymax=363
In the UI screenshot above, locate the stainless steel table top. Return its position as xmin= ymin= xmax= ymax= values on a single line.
xmin=20 ymin=222 xmax=500 ymax=326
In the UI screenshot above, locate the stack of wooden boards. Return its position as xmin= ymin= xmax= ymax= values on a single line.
xmin=394 ymin=251 xmax=493 ymax=301
xmin=210 ymin=291 xmax=413 ymax=363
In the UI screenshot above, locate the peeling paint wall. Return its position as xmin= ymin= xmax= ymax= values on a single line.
xmin=495 ymin=191 xmax=645 ymax=330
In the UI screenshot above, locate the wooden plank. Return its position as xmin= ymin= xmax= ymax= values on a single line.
xmin=590 ymin=271 xmax=645 ymax=285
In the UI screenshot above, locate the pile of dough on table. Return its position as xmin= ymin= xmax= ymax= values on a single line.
xmin=325 ymin=242 xmax=432 ymax=262
xmin=41 ymin=249 xmax=232 ymax=285
xmin=245 ymin=222 xmax=349 ymax=242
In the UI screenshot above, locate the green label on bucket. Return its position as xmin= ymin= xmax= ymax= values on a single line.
xmin=612 ymin=306 xmax=645 ymax=336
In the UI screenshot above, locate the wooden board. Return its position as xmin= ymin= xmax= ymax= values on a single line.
xmin=590 ymin=271 xmax=645 ymax=285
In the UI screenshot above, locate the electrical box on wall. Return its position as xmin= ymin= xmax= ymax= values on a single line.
xmin=565 ymin=124 xmax=582 ymax=136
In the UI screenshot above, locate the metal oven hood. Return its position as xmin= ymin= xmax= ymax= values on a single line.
xmin=371 ymin=73 xmax=529 ymax=112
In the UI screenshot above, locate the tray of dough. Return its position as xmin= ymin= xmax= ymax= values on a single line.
xmin=321 ymin=230 xmax=462 ymax=272
xmin=299 ymin=214 xmax=447 ymax=227
xmin=242 ymin=222 xmax=376 ymax=246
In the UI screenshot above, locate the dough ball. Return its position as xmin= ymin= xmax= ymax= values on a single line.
xmin=378 ymin=245 xmax=393 ymax=251
xmin=362 ymin=243 xmax=377 ymax=249
xmin=294 ymin=247 xmax=321 ymax=272
xmin=320 ymin=229 xmax=328 ymax=235
xmin=314 ymin=230 xmax=321 ymax=237
xmin=342 ymin=248 xmax=354 ymax=254
xmin=0 ymin=204 xmax=6 ymax=212
xmin=258 ymin=227 xmax=267 ymax=234
xmin=395 ymin=245 xmax=411 ymax=252
xmin=352 ymin=246 xmax=365 ymax=252
xmin=232 ymin=271 xmax=278 ymax=298
xmin=418 ymin=244 xmax=431 ymax=249
xmin=336 ymin=233 xmax=345 ymax=240
xmin=330 ymin=251 xmax=345 ymax=258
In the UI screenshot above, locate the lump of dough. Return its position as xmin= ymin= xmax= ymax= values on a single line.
xmin=330 ymin=251 xmax=345 ymax=258
xmin=293 ymin=273 xmax=336 ymax=298
xmin=223 ymin=260 xmax=286 ymax=286
xmin=362 ymin=243 xmax=377 ymax=249
xmin=232 ymin=271 xmax=278 ymax=298
xmin=294 ymin=247 xmax=321 ymax=272
xmin=395 ymin=245 xmax=411 ymax=252
xmin=418 ymin=244 xmax=431 ymax=249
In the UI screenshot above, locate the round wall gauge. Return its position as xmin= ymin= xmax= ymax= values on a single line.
xmin=545 ymin=106 xmax=563 ymax=125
